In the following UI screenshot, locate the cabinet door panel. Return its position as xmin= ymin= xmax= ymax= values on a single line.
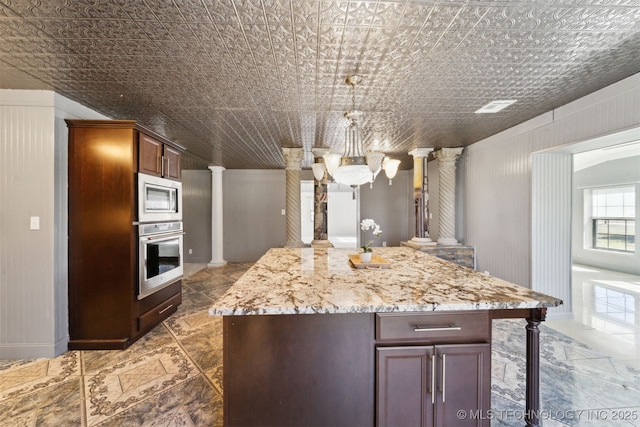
xmin=163 ymin=145 xmax=181 ymax=180
xmin=139 ymin=133 xmax=162 ymax=176
xmin=435 ymin=344 xmax=490 ymax=427
xmin=377 ymin=346 xmax=434 ymax=427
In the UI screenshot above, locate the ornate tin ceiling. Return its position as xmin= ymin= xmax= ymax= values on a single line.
xmin=1 ymin=1 xmax=639 ymax=169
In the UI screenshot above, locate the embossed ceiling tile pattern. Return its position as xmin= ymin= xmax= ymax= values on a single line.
xmin=1 ymin=0 xmax=640 ymax=168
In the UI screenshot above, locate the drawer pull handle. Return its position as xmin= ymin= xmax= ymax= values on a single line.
xmin=441 ymin=353 xmax=447 ymax=403
xmin=413 ymin=324 xmax=461 ymax=332
xmin=430 ymin=354 xmax=435 ymax=404
xmin=159 ymin=304 xmax=174 ymax=315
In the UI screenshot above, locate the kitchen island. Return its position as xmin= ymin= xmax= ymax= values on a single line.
xmin=209 ymin=247 xmax=562 ymax=427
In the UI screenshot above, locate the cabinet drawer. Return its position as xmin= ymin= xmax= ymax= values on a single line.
xmin=376 ymin=311 xmax=489 ymax=344
xmin=138 ymin=292 xmax=181 ymax=332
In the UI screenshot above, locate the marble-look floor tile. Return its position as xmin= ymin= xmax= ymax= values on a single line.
xmin=205 ymin=364 xmax=224 ymax=395
xmin=94 ymin=375 xmax=222 ymax=427
xmin=82 ymin=323 xmax=175 ymax=374
xmin=0 ymin=351 xmax=80 ymax=401
xmin=0 ymin=377 xmax=83 ymax=426
xmin=171 ymin=287 xmax=215 ymax=318
xmin=178 ymin=323 xmax=223 ymax=373
xmin=84 ymin=344 xmax=198 ymax=426
xmin=164 ymin=309 xmax=221 ymax=340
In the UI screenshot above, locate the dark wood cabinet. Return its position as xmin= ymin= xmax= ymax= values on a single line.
xmin=376 ymin=312 xmax=491 ymax=427
xmin=377 ymin=344 xmax=490 ymax=427
xmin=66 ymin=120 xmax=182 ymax=350
xmin=223 ymin=313 xmax=375 ymax=427
xmin=377 ymin=346 xmax=434 ymax=427
xmin=139 ymin=132 xmax=181 ymax=180
xmin=222 ymin=310 xmax=492 ymax=427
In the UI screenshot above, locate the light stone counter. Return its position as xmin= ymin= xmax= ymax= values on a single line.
xmin=209 ymin=247 xmax=562 ymax=316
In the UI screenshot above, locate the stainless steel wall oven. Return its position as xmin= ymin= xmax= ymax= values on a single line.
xmin=138 ymin=221 xmax=184 ymax=299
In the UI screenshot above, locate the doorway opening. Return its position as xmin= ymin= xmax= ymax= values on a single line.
xmin=301 ymin=181 xmax=359 ymax=248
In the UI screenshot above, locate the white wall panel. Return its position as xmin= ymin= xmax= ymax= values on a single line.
xmin=0 ymin=97 xmax=56 ymax=356
xmin=532 ymin=154 xmax=573 ymax=316
xmin=0 ymin=90 xmax=107 ymax=358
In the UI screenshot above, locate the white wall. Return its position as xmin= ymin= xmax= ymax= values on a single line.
xmin=182 ymin=170 xmax=213 ymax=263
xmin=222 ymin=170 xmax=287 ymax=262
xmin=0 ymin=90 xmax=108 ymax=358
xmin=462 ymin=72 xmax=640 ymax=316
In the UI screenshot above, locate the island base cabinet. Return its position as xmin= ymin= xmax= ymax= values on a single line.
xmin=223 ymin=313 xmax=375 ymax=427
xmin=377 ymin=344 xmax=490 ymax=427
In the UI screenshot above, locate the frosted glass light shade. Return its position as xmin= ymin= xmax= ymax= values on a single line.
xmin=384 ymin=158 xmax=401 ymax=179
xmin=332 ymin=164 xmax=372 ymax=187
xmin=323 ymin=153 xmax=341 ymax=177
xmin=311 ymin=163 xmax=326 ymax=181
xmin=366 ymin=152 xmax=385 ymax=175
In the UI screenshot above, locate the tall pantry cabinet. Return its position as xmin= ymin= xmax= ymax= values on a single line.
xmin=66 ymin=120 xmax=182 ymax=350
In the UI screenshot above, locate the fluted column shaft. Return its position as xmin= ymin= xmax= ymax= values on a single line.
xmin=434 ymin=148 xmax=463 ymax=245
xmin=208 ymin=166 xmax=227 ymax=267
xmin=283 ymin=148 xmax=304 ymax=248
xmin=409 ymin=148 xmax=435 ymax=245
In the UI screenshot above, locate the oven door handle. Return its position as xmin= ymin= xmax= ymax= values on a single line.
xmin=144 ymin=231 xmax=185 ymax=241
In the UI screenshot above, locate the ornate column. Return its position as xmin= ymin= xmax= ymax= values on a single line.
xmin=311 ymin=148 xmax=332 ymax=248
xmin=282 ymin=147 xmax=304 ymax=248
xmin=434 ymin=147 xmax=463 ymax=245
xmin=208 ymin=166 xmax=227 ymax=267
xmin=409 ymin=148 xmax=436 ymax=246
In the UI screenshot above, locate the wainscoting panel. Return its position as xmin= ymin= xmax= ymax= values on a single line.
xmin=531 ymin=153 xmax=573 ymax=316
xmin=0 ymin=90 xmax=107 ymax=358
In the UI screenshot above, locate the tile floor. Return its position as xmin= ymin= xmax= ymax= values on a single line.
xmin=0 ymin=262 xmax=639 ymax=426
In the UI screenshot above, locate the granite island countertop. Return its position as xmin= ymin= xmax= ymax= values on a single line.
xmin=208 ymin=247 xmax=562 ymax=316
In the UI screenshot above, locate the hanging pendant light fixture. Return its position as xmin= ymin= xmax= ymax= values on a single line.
xmin=331 ymin=76 xmax=373 ymax=187
xmin=315 ymin=75 xmax=400 ymax=188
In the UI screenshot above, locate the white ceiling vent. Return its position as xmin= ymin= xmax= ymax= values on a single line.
xmin=475 ymin=100 xmax=517 ymax=114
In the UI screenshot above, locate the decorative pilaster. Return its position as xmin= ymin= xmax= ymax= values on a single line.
xmin=282 ymin=147 xmax=304 ymax=248
xmin=311 ymin=148 xmax=332 ymax=248
xmin=409 ymin=148 xmax=436 ymax=246
xmin=208 ymin=166 xmax=227 ymax=267
xmin=434 ymin=147 xmax=463 ymax=245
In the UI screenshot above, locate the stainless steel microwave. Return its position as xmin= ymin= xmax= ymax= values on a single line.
xmin=137 ymin=173 xmax=182 ymax=223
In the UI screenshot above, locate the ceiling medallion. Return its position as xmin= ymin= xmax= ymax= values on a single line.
xmin=316 ymin=76 xmax=400 ymax=191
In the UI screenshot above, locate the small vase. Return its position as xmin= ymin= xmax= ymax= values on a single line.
xmin=360 ymin=252 xmax=372 ymax=263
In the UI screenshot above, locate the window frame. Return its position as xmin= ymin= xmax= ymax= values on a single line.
xmin=588 ymin=185 xmax=636 ymax=254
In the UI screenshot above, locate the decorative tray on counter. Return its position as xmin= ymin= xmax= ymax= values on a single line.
xmin=348 ymin=254 xmax=391 ymax=269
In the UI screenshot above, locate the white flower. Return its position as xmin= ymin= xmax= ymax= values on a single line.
xmin=361 ymin=218 xmax=376 ymax=231
xmin=360 ymin=218 xmax=382 ymax=253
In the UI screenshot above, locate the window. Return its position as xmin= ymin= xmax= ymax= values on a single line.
xmin=591 ymin=186 xmax=635 ymax=252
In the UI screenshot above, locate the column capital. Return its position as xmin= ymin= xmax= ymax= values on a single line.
xmin=311 ymin=147 xmax=330 ymax=158
xmin=409 ymin=148 xmax=434 ymax=158
xmin=434 ymin=147 xmax=464 ymax=163
xmin=208 ymin=165 xmax=226 ymax=174
xmin=282 ymin=147 xmax=304 ymax=170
